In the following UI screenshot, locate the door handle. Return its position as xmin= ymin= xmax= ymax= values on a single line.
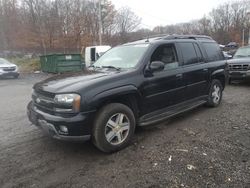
xmin=176 ymin=73 xmax=183 ymax=78
xmin=203 ymin=68 xmax=208 ymax=72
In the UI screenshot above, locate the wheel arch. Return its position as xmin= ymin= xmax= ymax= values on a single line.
xmin=91 ymin=85 xmax=142 ymax=120
xmin=211 ymin=69 xmax=226 ymax=89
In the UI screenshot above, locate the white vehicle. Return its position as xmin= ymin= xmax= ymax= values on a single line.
xmin=0 ymin=58 xmax=19 ymax=78
xmin=84 ymin=45 xmax=111 ymax=67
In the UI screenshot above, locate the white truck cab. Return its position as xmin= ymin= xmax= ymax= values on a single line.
xmin=84 ymin=46 xmax=111 ymax=67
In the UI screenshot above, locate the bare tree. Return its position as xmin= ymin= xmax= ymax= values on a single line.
xmin=100 ymin=0 xmax=117 ymax=42
xmin=1 ymin=0 xmax=249 ymax=54
xmin=198 ymin=16 xmax=212 ymax=35
xmin=0 ymin=0 xmax=7 ymax=50
xmin=115 ymin=7 xmax=141 ymax=42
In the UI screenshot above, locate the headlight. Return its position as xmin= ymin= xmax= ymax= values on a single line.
xmin=54 ymin=94 xmax=81 ymax=112
xmin=0 ymin=69 xmax=3 ymax=74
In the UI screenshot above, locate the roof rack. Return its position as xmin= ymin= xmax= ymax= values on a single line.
xmin=144 ymin=34 xmax=168 ymax=42
xmin=163 ymin=34 xmax=213 ymax=40
xmin=144 ymin=34 xmax=212 ymax=42
xmin=146 ymin=34 xmax=169 ymax=39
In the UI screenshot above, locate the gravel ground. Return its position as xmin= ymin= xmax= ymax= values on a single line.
xmin=0 ymin=74 xmax=250 ymax=188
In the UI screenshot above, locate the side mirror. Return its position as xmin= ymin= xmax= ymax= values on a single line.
xmin=149 ymin=61 xmax=165 ymax=72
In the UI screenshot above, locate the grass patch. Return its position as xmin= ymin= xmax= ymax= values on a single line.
xmin=8 ymin=58 xmax=41 ymax=73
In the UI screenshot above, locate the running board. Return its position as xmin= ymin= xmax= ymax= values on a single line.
xmin=138 ymin=100 xmax=206 ymax=126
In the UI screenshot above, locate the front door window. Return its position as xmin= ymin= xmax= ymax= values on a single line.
xmin=151 ymin=44 xmax=179 ymax=70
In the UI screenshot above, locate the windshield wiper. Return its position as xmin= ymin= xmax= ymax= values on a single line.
xmin=101 ymin=65 xmax=121 ymax=71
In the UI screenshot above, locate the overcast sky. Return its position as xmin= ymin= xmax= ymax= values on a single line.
xmin=111 ymin=0 xmax=230 ymax=29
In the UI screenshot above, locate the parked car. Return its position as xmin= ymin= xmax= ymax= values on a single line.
xmin=227 ymin=45 xmax=250 ymax=83
xmin=27 ymin=35 xmax=226 ymax=152
xmin=0 ymin=58 xmax=19 ymax=78
xmin=226 ymin=42 xmax=238 ymax=48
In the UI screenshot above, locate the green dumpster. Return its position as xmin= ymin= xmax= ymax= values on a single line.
xmin=39 ymin=54 xmax=83 ymax=73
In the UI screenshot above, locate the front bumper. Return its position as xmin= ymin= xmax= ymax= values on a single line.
xmin=228 ymin=70 xmax=250 ymax=79
xmin=0 ymin=71 xmax=19 ymax=77
xmin=27 ymin=101 xmax=95 ymax=141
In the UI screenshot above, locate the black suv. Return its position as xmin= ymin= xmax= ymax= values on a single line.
xmin=27 ymin=35 xmax=226 ymax=152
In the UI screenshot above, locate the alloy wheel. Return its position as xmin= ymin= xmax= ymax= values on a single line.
xmin=105 ymin=113 xmax=130 ymax=145
xmin=212 ymin=84 xmax=221 ymax=104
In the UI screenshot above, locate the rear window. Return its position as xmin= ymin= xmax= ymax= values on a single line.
xmin=202 ymin=42 xmax=224 ymax=62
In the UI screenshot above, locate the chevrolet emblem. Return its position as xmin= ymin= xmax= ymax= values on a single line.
xmin=36 ymin=98 xmax=41 ymax=103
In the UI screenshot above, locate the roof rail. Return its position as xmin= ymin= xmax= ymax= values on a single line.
xmin=146 ymin=34 xmax=169 ymax=39
xmin=163 ymin=34 xmax=213 ymax=40
xmin=142 ymin=34 xmax=213 ymax=42
xmin=129 ymin=34 xmax=213 ymax=44
xmin=143 ymin=34 xmax=169 ymax=42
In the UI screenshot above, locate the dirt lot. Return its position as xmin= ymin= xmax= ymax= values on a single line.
xmin=0 ymin=74 xmax=250 ymax=188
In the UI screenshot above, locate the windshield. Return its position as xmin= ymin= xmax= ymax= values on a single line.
xmin=0 ymin=58 xmax=11 ymax=65
xmin=234 ymin=46 xmax=250 ymax=58
xmin=94 ymin=44 xmax=149 ymax=69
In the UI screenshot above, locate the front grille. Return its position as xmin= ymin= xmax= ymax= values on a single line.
xmin=32 ymin=90 xmax=55 ymax=114
xmin=35 ymin=89 xmax=55 ymax=98
xmin=229 ymin=64 xmax=249 ymax=71
xmin=3 ymin=67 xmax=16 ymax=72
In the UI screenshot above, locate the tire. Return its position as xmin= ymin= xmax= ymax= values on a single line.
xmin=206 ymin=79 xmax=223 ymax=107
xmin=92 ymin=103 xmax=136 ymax=153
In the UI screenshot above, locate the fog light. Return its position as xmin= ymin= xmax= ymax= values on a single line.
xmin=59 ymin=125 xmax=68 ymax=134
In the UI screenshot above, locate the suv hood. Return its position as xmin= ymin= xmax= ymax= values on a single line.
xmin=227 ymin=57 xmax=250 ymax=64
xmin=0 ymin=62 xmax=16 ymax=68
xmin=34 ymin=71 xmax=117 ymax=93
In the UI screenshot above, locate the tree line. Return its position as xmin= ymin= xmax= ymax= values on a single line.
xmin=150 ymin=0 xmax=250 ymax=45
xmin=0 ymin=0 xmax=141 ymax=54
xmin=0 ymin=0 xmax=249 ymax=55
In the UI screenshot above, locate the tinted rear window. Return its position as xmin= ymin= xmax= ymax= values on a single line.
xmin=193 ymin=43 xmax=203 ymax=62
xmin=179 ymin=42 xmax=198 ymax=65
xmin=202 ymin=42 xmax=224 ymax=62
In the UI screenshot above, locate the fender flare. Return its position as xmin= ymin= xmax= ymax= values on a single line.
xmin=91 ymin=85 xmax=142 ymax=107
xmin=211 ymin=69 xmax=225 ymax=77
xmin=210 ymin=69 xmax=226 ymax=89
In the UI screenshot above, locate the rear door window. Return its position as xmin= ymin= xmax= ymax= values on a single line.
xmin=202 ymin=42 xmax=224 ymax=62
xmin=179 ymin=42 xmax=199 ymax=65
xmin=193 ymin=43 xmax=203 ymax=62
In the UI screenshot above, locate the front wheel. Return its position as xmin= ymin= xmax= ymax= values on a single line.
xmin=92 ymin=103 xmax=136 ymax=153
xmin=206 ymin=79 xmax=223 ymax=107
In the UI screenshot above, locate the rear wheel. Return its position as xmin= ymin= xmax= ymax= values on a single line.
xmin=92 ymin=103 xmax=135 ymax=153
xmin=206 ymin=79 xmax=223 ymax=107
